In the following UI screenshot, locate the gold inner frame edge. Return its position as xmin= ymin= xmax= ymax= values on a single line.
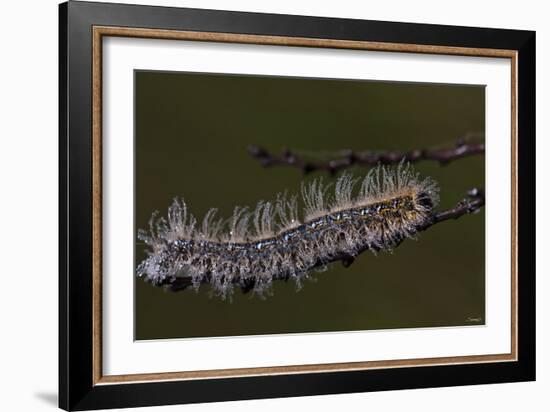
xmin=91 ymin=25 xmax=518 ymax=386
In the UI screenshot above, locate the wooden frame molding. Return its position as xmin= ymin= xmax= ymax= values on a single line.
xmin=91 ymin=25 xmax=518 ymax=386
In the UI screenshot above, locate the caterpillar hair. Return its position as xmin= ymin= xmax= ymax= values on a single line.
xmin=137 ymin=162 xmax=439 ymax=298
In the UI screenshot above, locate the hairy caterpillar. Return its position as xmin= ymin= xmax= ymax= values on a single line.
xmin=137 ymin=162 xmax=439 ymax=298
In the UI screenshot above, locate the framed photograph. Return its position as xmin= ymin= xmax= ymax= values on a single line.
xmin=59 ymin=1 xmax=535 ymax=410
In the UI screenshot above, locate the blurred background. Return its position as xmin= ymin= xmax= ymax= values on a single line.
xmin=134 ymin=70 xmax=485 ymax=340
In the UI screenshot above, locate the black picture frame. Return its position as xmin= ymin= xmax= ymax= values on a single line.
xmin=59 ymin=1 xmax=536 ymax=410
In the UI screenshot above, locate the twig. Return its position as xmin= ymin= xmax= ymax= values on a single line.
xmin=248 ymin=138 xmax=484 ymax=175
xmin=155 ymin=188 xmax=485 ymax=293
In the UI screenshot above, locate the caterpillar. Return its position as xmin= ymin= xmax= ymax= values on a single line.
xmin=137 ymin=162 xmax=439 ymax=298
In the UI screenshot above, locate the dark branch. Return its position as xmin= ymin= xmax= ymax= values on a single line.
xmin=156 ymin=188 xmax=485 ymax=293
xmin=248 ymin=137 xmax=484 ymax=175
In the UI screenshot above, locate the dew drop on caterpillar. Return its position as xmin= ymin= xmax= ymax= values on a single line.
xmin=136 ymin=162 xmax=439 ymax=299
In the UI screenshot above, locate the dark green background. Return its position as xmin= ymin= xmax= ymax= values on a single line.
xmin=135 ymin=71 xmax=485 ymax=340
